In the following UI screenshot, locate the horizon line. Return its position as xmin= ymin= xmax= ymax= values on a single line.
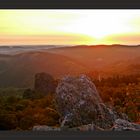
xmin=0 ymin=44 xmax=140 ymax=47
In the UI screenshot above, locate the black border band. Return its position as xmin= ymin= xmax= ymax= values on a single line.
xmin=0 ymin=0 xmax=140 ymax=9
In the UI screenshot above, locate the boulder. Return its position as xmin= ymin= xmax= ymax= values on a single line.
xmin=112 ymin=119 xmax=140 ymax=131
xmin=55 ymin=75 xmax=119 ymax=129
xmin=71 ymin=123 xmax=104 ymax=131
xmin=32 ymin=125 xmax=60 ymax=131
xmin=34 ymin=73 xmax=56 ymax=95
xmin=32 ymin=124 xmax=103 ymax=131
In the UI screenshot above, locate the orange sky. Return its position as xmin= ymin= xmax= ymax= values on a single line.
xmin=0 ymin=10 xmax=140 ymax=45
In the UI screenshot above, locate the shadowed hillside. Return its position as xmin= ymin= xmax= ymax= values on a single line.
xmin=0 ymin=51 xmax=88 ymax=88
xmin=0 ymin=45 xmax=140 ymax=87
xmin=48 ymin=45 xmax=140 ymax=71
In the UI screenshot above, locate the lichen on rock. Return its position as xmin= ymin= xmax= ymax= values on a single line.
xmin=55 ymin=75 xmax=119 ymax=129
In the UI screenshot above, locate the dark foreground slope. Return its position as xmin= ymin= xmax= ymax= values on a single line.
xmin=33 ymin=74 xmax=140 ymax=131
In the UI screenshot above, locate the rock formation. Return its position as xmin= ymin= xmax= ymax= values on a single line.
xmin=55 ymin=75 xmax=120 ymax=129
xmin=33 ymin=125 xmax=60 ymax=131
xmin=34 ymin=73 xmax=56 ymax=95
xmin=33 ymin=74 xmax=140 ymax=131
xmin=111 ymin=119 xmax=140 ymax=131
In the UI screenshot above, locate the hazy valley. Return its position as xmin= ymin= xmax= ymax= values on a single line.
xmin=0 ymin=45 xmax=140 ymax=88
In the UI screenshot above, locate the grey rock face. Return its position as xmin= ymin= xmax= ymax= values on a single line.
xmin=55 ymin=75 xmax=118 ymax=129
xmin=71 ymin=123 xmax=104 ymax=131
xmin=34 ymin=73 xmax=56 ymax=95
xmin=112 ymin=119 xmax=140 ymax=131
xmin=33 ymin=125 xmax=61 ymax=131
xmin=32 ymin=124 xmax=103 ymax=131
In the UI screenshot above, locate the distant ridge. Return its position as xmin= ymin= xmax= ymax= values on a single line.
xmin=0 ymin=44 xmax=139 ymax=87
xmin=0 ymin=44 xmax=140 ymax=48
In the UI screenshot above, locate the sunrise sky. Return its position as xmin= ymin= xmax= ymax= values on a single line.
xmin=0 ymin=10 xmax=140 ymax=45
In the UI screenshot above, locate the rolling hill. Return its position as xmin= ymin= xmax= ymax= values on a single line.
xmin=0 ymin=44 xmax=140 ymax=88
xmin=0 ymin=51 xmax=88 ymax=88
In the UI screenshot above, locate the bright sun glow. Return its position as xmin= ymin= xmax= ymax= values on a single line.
xmin=0 ymin=10 xmax=140 ymax=45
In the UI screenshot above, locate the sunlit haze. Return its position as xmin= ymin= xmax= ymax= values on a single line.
xmin=0 ymin=10 xmax=140 ymax=45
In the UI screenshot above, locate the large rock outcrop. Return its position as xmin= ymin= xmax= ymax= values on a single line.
xmin=32 ymin=74 xmax=140 ymax=131
xmin=55 ymin=75 xmax=119 ymax=129
xmin=34 ymin=73 xmax=56 ymax=95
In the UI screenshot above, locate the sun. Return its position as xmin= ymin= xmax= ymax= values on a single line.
xmin=0 ymin=10 xmax=140 ymax=45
